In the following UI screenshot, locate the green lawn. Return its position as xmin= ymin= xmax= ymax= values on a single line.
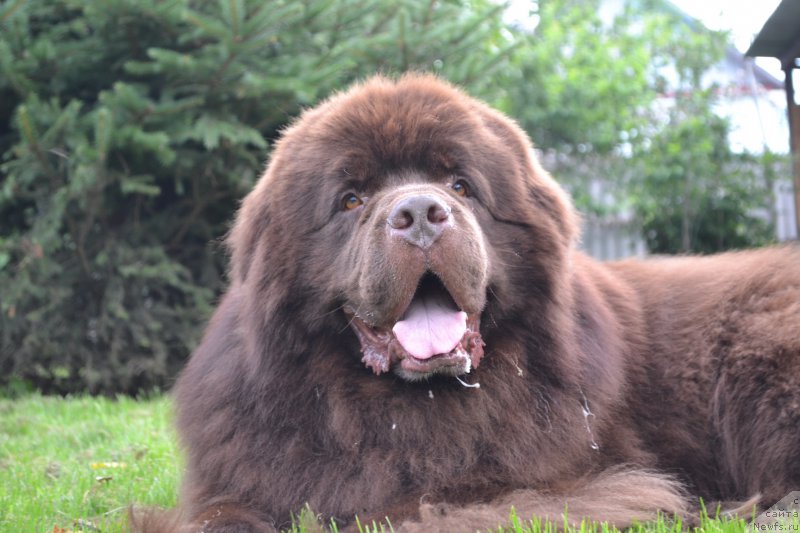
xmin=0 ymin=394 xmax=178 ymax=532
xmin=0 ymin=395 xmax=762 ymax=533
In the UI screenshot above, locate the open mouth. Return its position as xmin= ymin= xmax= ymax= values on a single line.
xmin=345 ymin=273 xmax=485 ymax=379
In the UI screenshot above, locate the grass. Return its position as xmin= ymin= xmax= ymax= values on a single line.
xmin=0 ymin=394 xmax=178 ymax=532
xmin=0 ymin=395 xmax=769 ymax=533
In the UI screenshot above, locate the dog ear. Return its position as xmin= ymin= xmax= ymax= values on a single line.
xmin=472 ymin=104 xmax=579 ymax=248
xmin=227 ymin=171 xmax=273 ymax=283
xmin=525 ymin=153 xmax=581 ymax=247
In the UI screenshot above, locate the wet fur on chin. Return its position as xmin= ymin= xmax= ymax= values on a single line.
xmin=137 ymin=74 xmax=800 ymax=532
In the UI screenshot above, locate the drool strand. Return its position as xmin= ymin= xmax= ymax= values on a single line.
xmin=456 ymin=376 xmax=481 ymax=388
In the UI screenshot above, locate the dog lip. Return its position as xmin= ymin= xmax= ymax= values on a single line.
xmin=399 ymin=350 xmax=469 ymax=373
xmin=344 ymin=307 xmax=485 ymax=377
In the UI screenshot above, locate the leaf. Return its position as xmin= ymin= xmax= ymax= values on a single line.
xmin=120 ymin=175 xmax=161 ymax=197
xmin=116 ymin=126 xmax=175 ymax=165
xmin=0 ymin=0 xmax=24 ymax=22
xmin=187 ymin=115 xmax=267 ymax=150
xmin=222 ymin=0 xmax=245 ymax=38
xmin=184 ymin=7 xmax=230 ymax=40
xmin=17 ymin=105 xmax=38 ymax=147
xmin=90 ymin=461 xmax=127 ymax=469
xmin=94 ymin=107 xmax=112 ymax=161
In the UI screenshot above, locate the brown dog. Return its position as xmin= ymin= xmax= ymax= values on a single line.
xmin=145 ymin=75 xmax=800 ymax=532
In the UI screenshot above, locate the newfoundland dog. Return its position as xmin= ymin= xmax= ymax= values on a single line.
xmin=147 ymin=74 xmax=800 ymax=532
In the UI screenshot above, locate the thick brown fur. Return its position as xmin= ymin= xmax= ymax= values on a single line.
xmin=141 ymin=75 xmax=800 ymax=532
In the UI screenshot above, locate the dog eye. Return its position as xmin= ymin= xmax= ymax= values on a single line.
xmin=451 ymin=180 xmax=470 ymax=197
xmin=342 ymin=193 xmax=364 ymax=210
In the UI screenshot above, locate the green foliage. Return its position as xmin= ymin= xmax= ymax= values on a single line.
xmin=0 ymin=0 xmax=513 ymax=394
xmin=503 ymin=0 xmax=656 ymax=155
xmin=501 ymin=0 xmax=781 ymax=253
xmin=632 ymin=94 xmax=776 ymax=253
xmin=623 ymin=9 xmax=779 ymax=254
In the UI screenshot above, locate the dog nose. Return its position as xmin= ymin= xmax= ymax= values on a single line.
xmin=387 ymin=194 xmax=452 ymax=248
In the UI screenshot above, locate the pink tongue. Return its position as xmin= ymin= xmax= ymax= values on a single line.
xmin=392 ymin=291 xmax=467 ymax=360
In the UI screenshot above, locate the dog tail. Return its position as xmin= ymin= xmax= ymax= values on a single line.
xmin=128 ymin=503 xmax=285 ymax=533
xmin=403 ymin=468 xmax=689 ymax=532
xmin=128 ymin=506 xmax=183 ymax=533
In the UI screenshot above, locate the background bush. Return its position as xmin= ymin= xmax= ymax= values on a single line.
xmin=0 ymin=0 xmax=783 ymax=394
